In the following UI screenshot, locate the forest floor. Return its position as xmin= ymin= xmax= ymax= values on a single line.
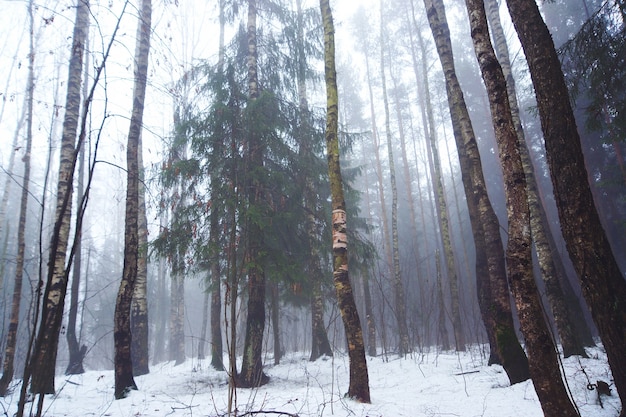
xmin=0 ymin=344 xmax=620 ymax=416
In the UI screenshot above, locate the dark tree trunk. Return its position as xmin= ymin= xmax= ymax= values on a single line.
xmin=465 ymin=0 xmax=578 ymax=414
xmin=271 ymin=282 xmax=281 ymax=365
xmin=238 ymin=0 xmax=268 ymax=388
xmin=484 ymin=0 xmax=588 ymax=359
xmin=114 ymin=0 xmax=151 ymax=398
xmin=0 ymin=1 xmax=35 ymax=394
xmin=30 ymin=0 xmax=90 ymax=395
xmin=321 ymin=0 xmax=370 ymax=402
xmin=505 ymin=0 xmax=626 ymax=412
xmin=422 ymin=0 xmax=530 ymax=383
xmin=210 ymin=251 xmax=224 ymax=370
xmin=197 ymin=280 xmax=210 ymax=360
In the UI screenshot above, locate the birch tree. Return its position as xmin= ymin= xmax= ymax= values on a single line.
xmin=114 ymin=0 xmax=152 ymax=398
xmin=320 ymin=0 xmax=370 ymax=402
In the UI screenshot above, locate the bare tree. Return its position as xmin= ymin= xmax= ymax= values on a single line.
xmin=320 ymin=0 xmax=370 ymax=403
xmin=114 ymin=0 xmax=152 ymax=398
xmin=421 ymin=0 xmax=530 ymax=383
xmin=30 ymin=0 xmax=91 ymax=395
xmin=0 ymin=0 xmax=35 ymax=395
xmin=505 ymin=0 xmax=626 ymax=412
xmin=465 ymin=0 xmax=578 ymax=414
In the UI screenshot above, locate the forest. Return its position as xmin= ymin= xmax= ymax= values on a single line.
xmin=0 ymin=0 xmax=625 ymax=416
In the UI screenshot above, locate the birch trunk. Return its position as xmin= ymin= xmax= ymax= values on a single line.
xmin=321 ymin=0 xmax=370 ymax=402
xmin=30 ymin=0 xmax=90 ymax=394
xmin=238 ymin=0 xmax=268 ymax=387
xmin=114 ymin=0 xmax=151 ymax=398
xmin=131 ymin=131 xmax=150 ymax=376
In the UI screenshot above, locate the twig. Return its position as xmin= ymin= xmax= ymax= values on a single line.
xmin=239 ymin=411 xmax=299 ymax=417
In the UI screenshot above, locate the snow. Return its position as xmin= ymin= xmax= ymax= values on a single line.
xmin=1 ymin=345 xmax=620 ymax=417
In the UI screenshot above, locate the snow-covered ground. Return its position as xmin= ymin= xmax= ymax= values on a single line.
xmin=1 ymin=345 xmax=620 ymax=416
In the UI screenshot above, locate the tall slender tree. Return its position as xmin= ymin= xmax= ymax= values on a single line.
xmin=422 ymin=0 xmax=530 ymax=383
xmin=320 ymin=0 xmax=370 ymax=403
xmin=131 ymin=131 xmax=150 ymax=376
xmin=379 ymin=0 xmax=410 ymax=356
xmin=505 ymin=0 xmax=626 ymax=412
xmin=65 ymin=30 xmax=90 ymax=376
xmin=238 ymin=0 xmax=269 ymax=388
xmin=484 ymin=0 xmax=589 ymax=358
xmin=0 ymin=0 xmax=35 ymax=395
xmin=292 ymin=0 xmax=333 ymax=362
xmin=114 ymin=0 xmax=152 ymax=398
xmin=30 ymin=0 xmax=90 ymax=395
xmin=465 ymin=0 xmax=578 ymax=414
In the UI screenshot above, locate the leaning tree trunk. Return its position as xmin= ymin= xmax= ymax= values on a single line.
xmin=238 ymin=0 xmax=268 ymax=388
xmin=505 ymin=0 xmax=626 ymax=412
xmin=465 ymin=1 xmax=578 ymax=414
xmin=379 ymin=0 xmax=410 ymax=356
xmin=422 ymin=0 xmax=530 ymax=383
xmin=320 ymin=0 xmax=370 ymax=403
xmin=0 ymin=1 xmax=35 ymax=394
xmin=30 ymin=0 xmax=90 ymax=395
xmin=484 ymin=0 xmax=588 ymax=358
xmin=114 ymin=0 xmax=151 ymax=399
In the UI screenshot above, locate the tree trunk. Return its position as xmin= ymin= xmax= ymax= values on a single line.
xmin=379 ymin=0 xmax=410 ymax=356
xmin=505 ymin=0 xmax=626 ymax=411
xmin=131 ymin=132 xmax=150 ymax=376
xmin=484 ymin=0 xmax=588 ymax=358
xmin=30 ymin=0 xmax=90 ymax=395
xmin=423 ymin=76 xmax=464 ymax=353
xmin=435 ymin=251 xmax=451 ymax=351
xmin=320 ymin=0 xmax=370 ymax=403
xmin=363 ymin=52 xmax=392 ymax=277
xmin=152 ymin=215 xmax=168 ymax=365
xmin=210 ymin=260 xmax=224 ymax=370
xmin=271 ymin=282 xmax=281 ymax=365
xmin=466 ymin=0 xmax=578 ymax=414
xmin=169 ymin=264 xmax=185 ymax=365
xmin=197 ymin=279 xmax=210 ymax=360
xmin=238 ymin=0 xmax=268 ymax=388
xmin=114 ymin=0 xmax=151 ymax=398
xmin=0 ymin=1 xmax=34 ymax=394
xmin=422 ymin=0 xmax=530 ymax=383
xmin=208 ymin=0 xmax=226 ymax=373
